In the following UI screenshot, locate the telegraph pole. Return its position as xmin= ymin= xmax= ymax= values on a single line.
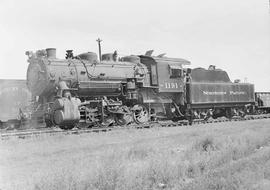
xmin=269 ymin=0 xmax=270 ymax=13
xmin=96 ymin=38 xmax=102 ymax=61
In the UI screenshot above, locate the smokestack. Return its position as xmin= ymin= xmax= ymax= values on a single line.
xmin=46 ymin=48 xmax=56 ymax=59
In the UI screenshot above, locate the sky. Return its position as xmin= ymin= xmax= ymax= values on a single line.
xmin=0 ymin=0 xmax=269 ymax=91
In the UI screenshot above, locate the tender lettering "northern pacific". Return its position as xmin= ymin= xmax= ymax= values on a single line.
xmin=202 ymin=91 xmax=246 ymax=95
xmin=229 ymin=91 xmax=246 ymax=95
xmin=203 ymin=91 xmax=226 ymax=95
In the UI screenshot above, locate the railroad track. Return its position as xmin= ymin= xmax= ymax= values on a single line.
xmin=0 ymin=127 xmax=114 ymax=139
xmin=1 ymin=114 xmax=270 ymax=139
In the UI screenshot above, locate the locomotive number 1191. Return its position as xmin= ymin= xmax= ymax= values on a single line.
xmin=164 ymin=82 xmax=179 ymax=89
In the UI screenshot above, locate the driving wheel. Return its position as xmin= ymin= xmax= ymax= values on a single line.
xmin=133 ymin=104 xmax=149 ymax=124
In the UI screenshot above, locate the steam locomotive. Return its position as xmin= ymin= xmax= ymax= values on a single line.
xmin=23 ymin=47 xmax=256 ymax=129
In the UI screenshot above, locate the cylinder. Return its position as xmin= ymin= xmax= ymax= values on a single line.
xmin=46 ymin=48 xmax=56 ymax=59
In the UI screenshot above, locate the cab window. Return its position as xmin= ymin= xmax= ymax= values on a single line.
xmin=170 ymin=68 xmax=183 ymax=78
xmin=169 ymin=64 xmax=182 ymax=78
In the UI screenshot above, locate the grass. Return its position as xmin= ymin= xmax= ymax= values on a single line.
xmin=1 ymin=119 xmax=270 ymax=190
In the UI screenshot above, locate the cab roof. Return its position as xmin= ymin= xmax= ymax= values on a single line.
xmin=139 ymin=55 xmax=191 ymax=66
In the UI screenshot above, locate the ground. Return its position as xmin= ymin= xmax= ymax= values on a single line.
xmin=1 ymin=119 xmax=270 ymax=190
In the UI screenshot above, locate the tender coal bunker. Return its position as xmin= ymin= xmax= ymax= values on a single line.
xmin=191 ymin=67 xmax=231 ymax=83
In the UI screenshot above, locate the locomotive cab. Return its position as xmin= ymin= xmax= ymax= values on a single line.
xmin=139 ymin=55 xmax=190 ymax=92
xmin=136 ymin=55 xmax=191 ymax=120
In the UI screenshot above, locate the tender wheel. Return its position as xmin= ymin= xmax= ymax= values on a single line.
xmin=225 ymin=109 xmax=233 ymax=119
xmin=133 ymin=105 xmax=149 ymax=124
xmin=185 ymin=109 xmax=193 ymax=125
xmin=239 ymin=110 xmax=246 ymax=118
xmin=114 ymin=113 xmax=133 ymax=126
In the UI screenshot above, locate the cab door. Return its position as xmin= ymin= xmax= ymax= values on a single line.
xmin=150 ymin=64 xmax=158 ymax=86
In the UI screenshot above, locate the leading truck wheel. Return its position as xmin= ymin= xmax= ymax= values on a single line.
xmin=239 ymin=110 xmax=246 ymax=118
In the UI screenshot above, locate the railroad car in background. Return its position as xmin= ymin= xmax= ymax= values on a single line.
xmin=0 ymin=79 xmax=31 ymax=129
xmin=255 ymin=92 xmax=270 ymax=113
xmin=185 ymin=66 xmax=255 ymax=120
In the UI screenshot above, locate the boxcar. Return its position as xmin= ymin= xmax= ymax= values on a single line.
xmin=255 ymin=92 xmax=270 ymax=113
xmin=0 ymin=79 xmax=31 ymax=128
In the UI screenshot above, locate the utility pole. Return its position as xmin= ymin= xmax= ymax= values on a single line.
xmin=96 ymin=38 xmax=102 ymax=61
xmin=269 ymin=0 xmax=270 ymax=13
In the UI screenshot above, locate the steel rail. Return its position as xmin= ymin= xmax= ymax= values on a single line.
xmin=1 ymin=114 xmax=270 ymax=139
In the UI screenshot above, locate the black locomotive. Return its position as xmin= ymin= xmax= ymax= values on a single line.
xmin=22 ymin=46 xmax=257 ymax=129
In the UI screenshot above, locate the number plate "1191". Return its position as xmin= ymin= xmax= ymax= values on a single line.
xmin=164 ymin=82 xmax=179 ymax=89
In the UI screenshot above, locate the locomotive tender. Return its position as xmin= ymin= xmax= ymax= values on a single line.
xmin=25 ymin=48 xmax=255 ymax=129
xmin=187 ymin=67 xmax=254 ymax=119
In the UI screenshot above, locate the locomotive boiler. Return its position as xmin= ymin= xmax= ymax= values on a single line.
xmin=26 ymin=48 xmax=190 ymax=129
